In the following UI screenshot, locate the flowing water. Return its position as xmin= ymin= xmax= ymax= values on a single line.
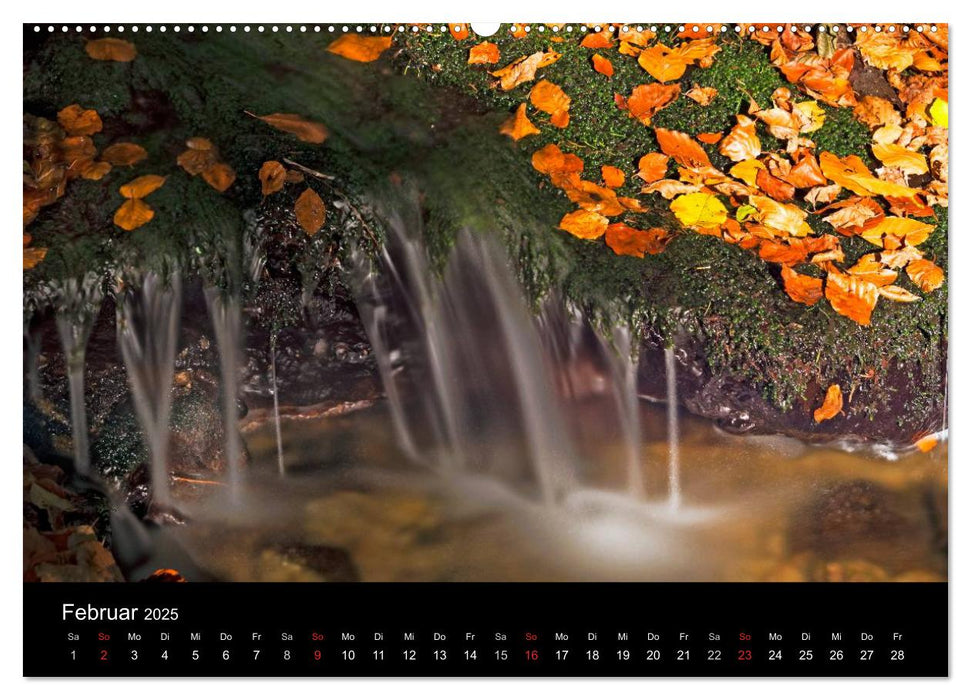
xmin=205 ymin=288 xmax=244 ymax=497
xmin=117 ymin=273 xmax=182 ymax=508
xmin=162 ymin=222 xmax=946 ymax=584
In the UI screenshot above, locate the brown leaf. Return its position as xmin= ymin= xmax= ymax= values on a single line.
xmin=85 ymin=38 xmax=137 ymax=62
xmin=56 ymin=105 xmax=102 ymax=137
xmin=295 ymin=188 xmax=326 ymax=235
xmin=259 ymin=161 xmax=287 ymax=195
xmin=113 ymin=198 xmax=154 ymax=231
xmin=468 ymin=42 xmax=500 ymax=64
xmin=202 ymin=163 xmax=236 ymax=193
xmin=119 ymin=174 xmax=166 ymax=199
xmin=326 ymin=34 xmax=393 ymax=62
xmin=101 ymin=142 xmax=148 ymax=167
xmin=255 ymin=113 xmax=329 ymax=144
xmin=499 ymin=104 xmax=540 ymax=141
xmin=177 ymin=146 xmax=217 ymax=176
xmin=813 ymin=384 xmax=843 ymax=422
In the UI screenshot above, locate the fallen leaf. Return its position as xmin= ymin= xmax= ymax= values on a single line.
xmin=781 ymin=264 xmax=823 ymax=305
xmin=719 ymin=115 xmax=761 ymax=162
xmin=907 ymin=258 xmax=944 ymax=292
xmin=814 ymin=384 xmax=843 ymax=422
xmin=915 ymin=433 xmax=940 ymax=452
xmin=637 ymin=153 xmax=669 ymax=183
xmin=119 ymin=174 xmax=166 ymax=199
xmin=295 ymin=188 xmax=326 ymax=235
xmin=259 ymin=161 xmax=287 ymax=195
xmin=254 ymin=113 xmax=329 ymax=144
xmin=860 ymin=217 xmax=935 ymax=249
xmin=878 ymin=285 xmax=920 ymax=303
xmin=623 ymin=84 xmax=680 ymax=126
xmin=113 ymin=198 xmax=154 ymax=231
xmin=326 ymin=34 xmax=393 ymax=62
xmin=580 ymin=28 xmax=615 ymax=49
xmin=530 ymin=80 xmax=571 ymax=125
xmin=654 ymin=127 xmax=711 ymax=169
xmin=101 ymin=142 xmax=147 ymax=166
xmin=605 ymin=223 xmax=670 ymax=257
xmin=80 ymin=161 xmax=111 ymax=181
xmin=592 ymin=53 xmax=614 ymax=77
xmin=202 ymin=163 xmax=236 ymax=193
xmin=853 ymin=96 xmax=901 ymax=129
xmin=637 ymin=44 xmax=688 ymax=82
xmin=56 ymin=105 xmax=102 ymax=137
xmin=499 ymin=103 xmax=540 ymax=141
xmin=559 ymin=209 xmax=608 ymax=239
xmin=670 ymin=192 xmax=727 ymax=229
xmin=826 ymin=270 xmax=879 ymax=325
xmin=449 ymin=24 xmax=469 ymax=41
xmin=531 ymin=144 xmax=584 ymax=176
xmin=872 ymin=143 xmax=929 ymax=176
xmin=85 ymin=38 xmax=137 ymax=62
xmin=685 ymin=84 xmax=717 ymax=105
xmin=491 ymin=50 xmax=561 ymax=91
xmin=696 ymin=132 xmax=722 ymax=144
xmin=23 ymin=247 xmax=47 ymax=270
xmin=748 ymin=195 xmax=812 ymax=236
xmin=601 ymin=165 xmax=625 ymax=188
xmin=756 ymin=168 xmax=795 ymax=201
xmin=468 ymin=42 xmax=500 ymax=64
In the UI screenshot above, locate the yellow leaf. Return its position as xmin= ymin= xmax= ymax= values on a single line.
xmin=85 ymin=38 xmax=137 ymax=62
xmin=794 ymin=101 xmax=826 ymax=133
xmin=860 ymin=217 xmax=935 ymax=249
xmin=729 ymin=159 xmax=765 ymax=187
xmin=929 ymin=98 xmax=948 ymax=128
xmin=872 ymin=143 xmax=928 ymax=176
xmin=907 ymin=258 xmax=944 ymax=292
xmin=295 ymin=188 xmax=326 ymax=236
xmin=670 ymin=193 xmax=727 ymax=229
xmin=326 ymin=34 xmax=393 ymax=62
xmin=813 ymin=384 xmax=843 ymax=422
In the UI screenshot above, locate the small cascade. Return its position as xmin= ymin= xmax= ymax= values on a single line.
xmin=664 ymin=346 xmax=681 ymax=510
xmin=52 ymin=274 xmax=105 ymax=476
xmin=116 ymin=273 xmax=182 ymax=509
xmin=269 ymin=332 xmax=285 ymax=476
xmin=607 ymin=326 xmax=646 ymax=500
xmin=205 ymin=288 xmax=243 ymax=496
xmin=24 ymin=330 xmax=42 ymax=404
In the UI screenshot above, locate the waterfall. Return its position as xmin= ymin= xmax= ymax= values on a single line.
xmin=116 ymin=273 xmax=182 ymax=509
xmin=665 ymin=346 xmax=681 ymax=510
xmin=205 ymin=288 xmax=243 ymax=496
xmin=607 ymin=326 xmax=646 ymax=499
xmin=52 ymin=274 xmax=104 ymax=476
xmin=269 ymin=332 xmax=285 ymax=476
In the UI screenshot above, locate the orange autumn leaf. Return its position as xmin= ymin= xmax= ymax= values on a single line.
xmin=326 ymin=34 xmax=393 ymax=62
xmin=636 ymin=153 xmax=669 ymax=183
xmin=559 ymin=209 xmax=608 ymax=240
xmin=555 ymin=176 xmax=626 ymax=217
xmin=685 ymin=84 xmax=717 ymax=105
xmin=601 ymin=165 xmax=625 ymax=188
xmin=637 ymin=44 xmax=688 ymax=83
xmin=202 ymin=162 xmax=236 ymax=193
xmin=624 ymin=83 xmax=680 ymax=126
xmin=85 ymin=38 xmax=137 ymax=62
xmin=871 ymin=143 xmax=929 ymax=176
xmin=719 ymin=115 xmax=761 ymax=162
xmin=499 ymin=103 xmax=540 ymax=141
xmin=259 ymin=161 xmax=287 ymax=195
xmin=826 ymin=270 xmax=879 ymax=325
xmin=80 ymin=161 xmax=111 ymax=181
xmin=605 ymin=223 xmax=670 ymax=257
xmin=696 ymin=132 xmax=722 ymax=144
xmin=295 ymin=187 xmax=326 ymax=235
xmin=113 ymin=198 xmax=154 ymax=231
xmin=254 ymin=113 xmax=329 ymax=144
xmin=491 ymin=50 xmax=561 ymax=91
xmin=177 ymin=145 xmax=216 ymax=176
xmin=813 ymin=384 xmax=843 ymax=422
xmin=756 ymin=168 xmax=795 ymax=201
xmin=449 ymin=24 xmax=470 ymax=41
xmin=119 ymin=174 xmax=166 ymax=199
xmin=531 ymin=144 xmax=584 ymax=176
xmin=914 ymin=433 xmax=940 ymax=453
xmin=821 ymin=197 xmax=885 ymax=236
xmin=580 ymin=28 xmax=615 ymax=49
xmin=530 ymin=80 xmax=571 ymax=120
xmin=23 ymin=247 xmax=47 ymax=270
xmin=780 ymin=264 xmax=823 ymax=305
xmin=57 ymin=104 xmax=102 ymax=137
xmin=101 ymin=142 xmax=147 ymax=167
xmin=906 ymin=258 xmax=944 ymax=292
xmin=468 ymin=42 xmax=500 ymax=64
xmin=592 ymin=53 xmax=614 ymax=77
xmin=654 ymin=128 xmax=711 ymax=169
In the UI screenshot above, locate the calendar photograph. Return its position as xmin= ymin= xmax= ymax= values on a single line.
xmin=21 ymin=21 xmax=948 ymax=676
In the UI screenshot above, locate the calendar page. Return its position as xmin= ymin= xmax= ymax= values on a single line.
xmin=22 ymin=19 xmax=948 ymax=677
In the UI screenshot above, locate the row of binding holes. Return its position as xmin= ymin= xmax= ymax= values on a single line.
xmin=33 ymin=24 xmax=942 ymax=34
